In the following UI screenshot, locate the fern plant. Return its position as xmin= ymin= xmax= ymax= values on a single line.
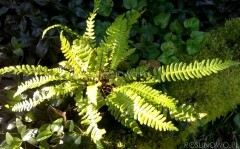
xmin=0 ymin=0 xmax=238 ymax=147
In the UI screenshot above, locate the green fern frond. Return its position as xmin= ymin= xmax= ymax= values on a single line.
xmin=126 ymin=10 xmax=141 ymax=28
xmin=116 ymin=82 xmax=177 ymax=110
xmin=12 ymin=82 xmax=78 ymax=112
xmin=124 ymin=65 xmax=160 ymax=83
xmin=107 ymin=93 xmax=143 ymax=135
xmin=86 ymin=82 xmax=103 ymax=106
xmin=60 ymin=32 xmax=82 ymax=73
xmin=0 ymin=65 xmax=48 ymax=76
xmin=108 ymin=89 xmax=178 ymax=131
xmin=14 ymin=75 xmax=66 ymax=97
xmin=71 ymin=38 xmax=94 ymax=72
xmin=158 ymin=58 xmax=239 ymax=82
xmin=42 ymin=24 xmax=80 ymax=39
xmin=170 ymin=104 xmax=199 ymax=122
xmin=84 ymin=12 xmax=97 ymax=41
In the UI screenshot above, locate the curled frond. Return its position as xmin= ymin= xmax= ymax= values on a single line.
xmin=42 ymin=24 xmax=80 ymax=39
xmin=157 ymin=58 xmax=239 ymax=82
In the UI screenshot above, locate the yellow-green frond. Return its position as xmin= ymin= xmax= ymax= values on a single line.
xmin=42 ymin=24 xmax=80 ymax=39
xmin=60 ymin=32 xmax=82 ymax=73
xmin=116 ymin=82 xmax=177 ymax=110
xmin=107 ymin=93 xmax=143 ymax=135
xmin=12 ymin=82 xmax=78 ymax=112
xmin=157 ymin=58 xmax=239 ymax=82
xmin=0 ymin=65 xmax=48 ymax=76
xmin=14 ymin=75 xmax=66 ymax=97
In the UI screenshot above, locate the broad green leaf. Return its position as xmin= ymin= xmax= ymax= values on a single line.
xmin=186 ymin=39 xmax=201 ymax=55
xmin=123 ymin=0 xmax=138 ymax=9
xmin=50 ymin=118 xmax=63 ymax=132
xmin=98 ymin=0 xmax=113 ymax=17
xmin=65 ymin=120 xmax=74 ymax=132
xmin=6 ymin=132 xmax=14 ymax=145
xmin=164 ymin=32 xmax=178 ymax=42
xmin=190 ymin=31 xmax=205 ymax=43
xmin=158 ymin=54 xmax=171 ymax=64
xmin=36 ymin=130 xmax=53 ymax=142
xmin=169 ymin=19 xmax=183 ymax=34
xmin=6 ymin=132 xmax=22 ymax=147
xmin=184 ymin=18 xmax=200 ymax=31
xmin=154 ymin=12 xmax=171 ymax=29
xmin=161 ymin=41 xmax=176 ymax=56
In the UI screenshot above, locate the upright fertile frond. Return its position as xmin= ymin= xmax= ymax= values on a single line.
xmin=60 ymin=32 xmax=82 ymax=73
xmin=100 ymin=15 xmax=131 ymax=70
xmin=116 ymin=82 xmax=177 ymax=110
xmin=84 ymin=12 xmax=97 ymax=41
xmin=156 ymin=58 xmax=239 ymax=82
xmin=12 ymin=82 xmax=78 ymax=112
xmin=71 ymin=38 xmax=94 ymax=72
xmin=42 ymin=24 xmax=80 ymax=39
xmin=14 ymin=75 xmax=66 ymax=97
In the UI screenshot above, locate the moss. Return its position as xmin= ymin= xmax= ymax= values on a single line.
xmin=161 ymin=17 xmax=240 ymax=148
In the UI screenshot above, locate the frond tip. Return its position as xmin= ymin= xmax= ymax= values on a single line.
xmin=157 ymin=58 xmax=239 ymax=82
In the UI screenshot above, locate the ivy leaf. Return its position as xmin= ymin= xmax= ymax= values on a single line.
xmin=184 ymin=18 xmax=200 ymax=31
xmin=6 ymin=132 xmax=22 ymax=147
xmin=98 ymin=0 xmax=113 ymax=17
xmin=161 ymin=41 xmax=176 ymax=56
xmin=190 ymin=31 xmax=205 ymax=43
xmin=123 ymin=0 xmax=138 ymax=9
xmin=65 ymin=120 xmax=74 ymax=132
xmin=186 ymin=39 xmax=201 ymax=55
xmin=50 ymin=118 xmax=63 ymax=133
xmin=169 ymin=19 xmax=183 ymax=34
xmin=11 ymin=37 xmax=23 ymax=56
xmin=164 ymin=32 xmax=178 ymax=42
xmin=154 ymin=12 xmax=171 ymax=29
xmin=36 ymin=130 xmax=53 ymax=142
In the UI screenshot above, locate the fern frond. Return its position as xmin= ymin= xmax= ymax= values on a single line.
xmin=14 ymin=75 xmax=65 ymax=97
xmin=158 ymin=58 xmax=239 ymax=82
xmin=84 ymin=12 xmax=97 ymax=41
xmin=42 ymin=24 xmax=80 ymax=39
xmin=132 ymin=95 xmax=178 ymax=131
xmin=12 ymin=82 xmax=78 ymax=112
xmin=75 ymin=94 xmax=105 ymax=145
xmin=0 ymin=65 xmax=48 ymax=76
xmin=126 ymin=10 xmax=141 ymax=28
xmin=71 ymin=38 xmax=94 ymax=72
xmin=107 ymin=93 xmax=143 ymax=135
xmin=86 ymin=82 xmax=103 ymax=106
xmin=124 ymin=65 xmax=160 ymax=83
xmin=116 ymin=82 xmax=177 ymax=110
xmin=60 ymin=32 xmax=83 ymax=73
xmin=108 ymin=89 xmax=178 ymax=131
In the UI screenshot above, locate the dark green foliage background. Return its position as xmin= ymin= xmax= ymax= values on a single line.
xmin=0 ymin=0 xmax=240 ymax=148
